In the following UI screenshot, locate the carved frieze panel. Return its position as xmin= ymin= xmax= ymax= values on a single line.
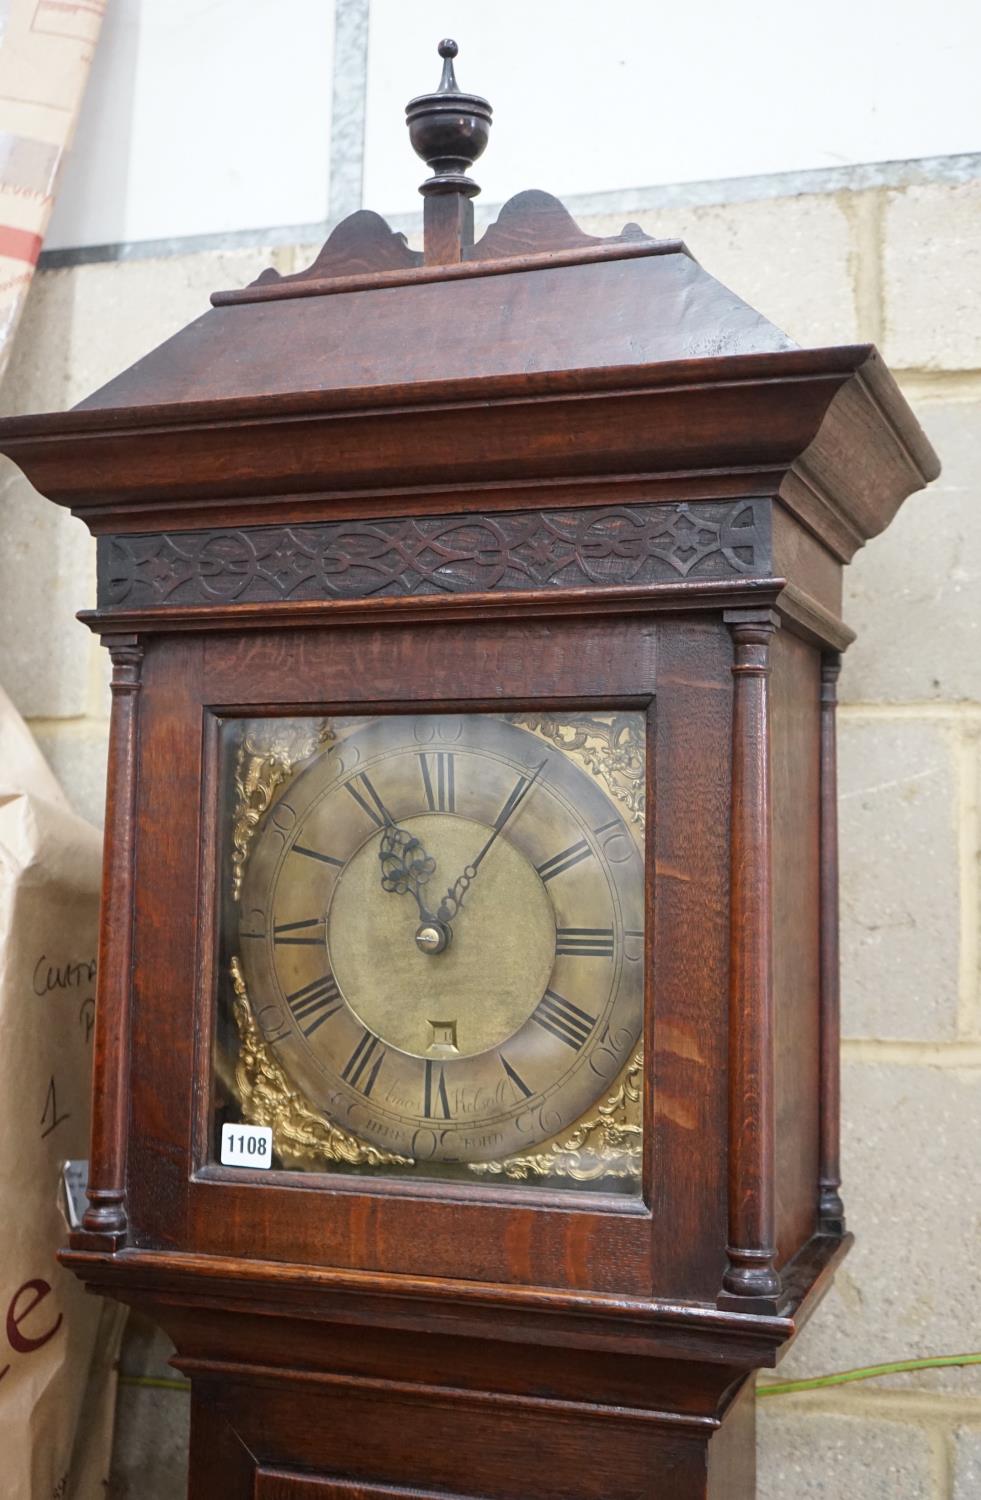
xmin=97 ymin=499 xmax=771 ymax=610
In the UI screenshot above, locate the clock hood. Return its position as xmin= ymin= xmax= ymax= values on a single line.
xmin=68 ymin=191 xmax=799 ymax=414
xmin=0 ymin=194 xmax=938 ymax=568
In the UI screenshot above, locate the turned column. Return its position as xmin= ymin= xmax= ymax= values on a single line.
xmin=75 ymin=635 xmax=143 ymax=1248
xmin=721 ymin=610 xmax=780 ymax=1303
xmin=818 ymin=652 xmax=846 ymax=1233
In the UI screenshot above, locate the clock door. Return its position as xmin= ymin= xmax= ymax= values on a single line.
xmin=213 ymin=708 xmax=646 ymax=1199
xmin=122 ymin=609 xmax=735 ymax=1300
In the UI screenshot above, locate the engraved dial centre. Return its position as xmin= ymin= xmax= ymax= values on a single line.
xmin=327 ymin=813 xmax=555 ymax=1059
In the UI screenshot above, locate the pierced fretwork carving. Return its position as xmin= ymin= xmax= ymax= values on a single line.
xmin=99 ymin=500 xmax=769 ymax=611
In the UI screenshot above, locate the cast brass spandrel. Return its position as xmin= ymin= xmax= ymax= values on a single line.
xmin=230 ymin=718 xmax=334 ymax=901
xmin=230 ymin=957 xmax=413 ymax=1170
xmin=509 ymin=712 xmax=646 ymax=829
xmin=468 ymin=1047 xmax=643 ymax=1182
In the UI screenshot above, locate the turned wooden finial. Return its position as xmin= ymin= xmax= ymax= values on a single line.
xmin=435 ymin=36 xmax=461 ymax=93
xmin=406 ymin=39 xmax=493 ymax=265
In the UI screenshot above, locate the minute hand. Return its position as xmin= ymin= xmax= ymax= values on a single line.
xmin=436 ymin=760 xmax=547 ymax=923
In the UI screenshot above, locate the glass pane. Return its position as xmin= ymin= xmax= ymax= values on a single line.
xmin=212 ymin=710 xmax=646 ymax=1197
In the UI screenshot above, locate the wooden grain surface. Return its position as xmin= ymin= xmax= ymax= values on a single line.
xmin=818 ymin=655 xmax=846 ymax=1233
xmin=721 ymin=614 xmax=780 ymax=1305
xmin=770 ymin=630 xmax=821 ymax=1265
xmin=36 ymin=179 xmax=940 ymax=1498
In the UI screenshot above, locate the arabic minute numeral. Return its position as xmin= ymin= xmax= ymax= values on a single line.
xmin=592 ymin=817 xmax=635 ymax=864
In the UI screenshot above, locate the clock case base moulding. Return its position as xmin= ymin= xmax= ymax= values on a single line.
xmin=65 ymin=1234 xmax=851 ymax=1500
xmin=0 ymin=60 xmax=938 ymax=1500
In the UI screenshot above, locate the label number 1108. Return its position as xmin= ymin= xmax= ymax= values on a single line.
xmin=220 ymin=1122 xmax=273 ymax=1168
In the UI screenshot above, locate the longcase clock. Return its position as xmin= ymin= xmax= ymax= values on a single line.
xmin=0 ymin=41 xmax=940 ymax=1500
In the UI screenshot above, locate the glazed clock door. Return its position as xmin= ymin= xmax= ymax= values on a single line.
xmin=212 ymin=709 xmax=646 ymax=1197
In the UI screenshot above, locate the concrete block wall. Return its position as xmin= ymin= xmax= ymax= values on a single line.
xmin=0 ymin=166 xmax=977 ymax=1496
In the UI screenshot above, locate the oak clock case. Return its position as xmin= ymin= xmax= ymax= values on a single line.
xmin=214 ymin=710 xmax=646 ymax=1194
xmin=0 ymin=32 xmax=943 ymax=1500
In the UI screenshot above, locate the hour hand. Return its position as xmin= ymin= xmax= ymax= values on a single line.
xmin=378 ymin=825 xmax=437 ymax=920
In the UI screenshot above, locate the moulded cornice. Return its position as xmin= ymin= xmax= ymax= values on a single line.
xmin=0 ymin=347 xmax=940 ymax=562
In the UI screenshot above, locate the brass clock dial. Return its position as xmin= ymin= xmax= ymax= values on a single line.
xmin=234 ymin=713 xmax=645 ymax=1169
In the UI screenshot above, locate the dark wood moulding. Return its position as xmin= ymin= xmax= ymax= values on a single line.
xmin=0 ymin=349 xmax=936 ymax=561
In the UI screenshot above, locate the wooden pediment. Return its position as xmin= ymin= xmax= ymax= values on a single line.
xmin=64 ymin=188 xmax=796 ymax=417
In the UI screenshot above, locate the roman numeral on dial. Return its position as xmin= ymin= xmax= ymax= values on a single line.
xmin=291 ymin=843 xmax=344 ymax=867
xmin=532 ymin=989 xmax=596 ymax=1050
xmin=341 ymin=1029 xmax=385 ymax=1096
xmin=345 ymin=772 xmax=394 ymax=828
xmin=273 ymin=918 xmax=325 ymax=946
xmin=420 ymin=752 xmax=456 ymax=813
xmin=500 ymin=1054 xmax=532 ymax=1099
xmin=285 ymin=973 xmax=342 ymax=1037
xmin=423 ymin=1060 xmax=452 ymax=1119
xmin=555 ymin=927 xmax=615 ymax=958
xmin=536 ymin=838 xmax=593 ymax=883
